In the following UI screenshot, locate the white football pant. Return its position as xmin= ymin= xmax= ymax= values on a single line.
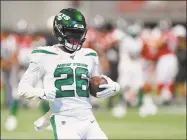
xmin=50 ymin=114 xmax=108 ymax=140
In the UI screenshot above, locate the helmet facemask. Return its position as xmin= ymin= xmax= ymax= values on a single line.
xmin=55 ymin=21 xmax=87 ymax=52
xmin=63 ymin=28 xmax=87 ymax=51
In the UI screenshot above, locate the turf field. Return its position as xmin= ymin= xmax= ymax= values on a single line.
xmin=1 ymin=105 xmax=186 ymax=139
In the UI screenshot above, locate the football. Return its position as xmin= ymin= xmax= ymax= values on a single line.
xmin=89 ymin=76 xmax=108 ymax=97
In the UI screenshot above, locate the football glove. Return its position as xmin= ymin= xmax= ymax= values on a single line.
xmin=96 ymin=75 xmax=120 ymax=98
xmin=20 ymin=86 xmax=56 ymax=102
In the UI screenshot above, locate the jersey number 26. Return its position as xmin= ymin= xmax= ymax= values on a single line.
xmin=54 ymin=67 xmax=89 ymax=98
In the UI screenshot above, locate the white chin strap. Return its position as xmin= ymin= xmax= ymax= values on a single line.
xmin=64 ymin=40 xmax=81 ymax=51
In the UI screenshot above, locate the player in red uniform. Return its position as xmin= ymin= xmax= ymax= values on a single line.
xmin=154 ymin=26 xmax=178 ymax=104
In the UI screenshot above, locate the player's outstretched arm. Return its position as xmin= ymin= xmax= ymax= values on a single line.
xmin=18 ymin=62 xmax=45 ymax=99
xmin=96 ymin=75 xmax=120 ymax=98
xmin=18 ymin=62 xmax=56 ymax=101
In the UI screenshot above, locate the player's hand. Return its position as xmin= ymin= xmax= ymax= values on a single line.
xmin=41 ymin=88 xmax=57 ymax=102
xmin=96 ymin=75 xmax=120 ymax=98
xmin=19 ymin=87 xmax=56 ymax=101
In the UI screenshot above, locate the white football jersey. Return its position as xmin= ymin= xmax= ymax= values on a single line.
xmin=21 ymin=44 xmax=99 ymax=115
xmin=118 ymin=35 xmax=144 ymax=89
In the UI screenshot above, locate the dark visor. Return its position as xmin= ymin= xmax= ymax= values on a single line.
xmin=64 ymin=28 xmax=85 ymax=41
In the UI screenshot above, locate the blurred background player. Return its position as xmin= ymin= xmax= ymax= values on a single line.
xmin=4 ymin=19 xmax=30 ymax=131
xmin=4 ymin=19 xmax=51 ymax=131
xmin=1 ymin=31 xmax=18 ymax=109
xmin=154 ymin=18 xmax=179 ymax=105
xmin=172 ymin=25 xmax=186 ymax=98
xmin=113 ymin=20 xmax=157 ymax=118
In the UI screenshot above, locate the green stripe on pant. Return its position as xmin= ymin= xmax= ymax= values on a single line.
xmin=50 ymin=116 xmax=58 ymax=140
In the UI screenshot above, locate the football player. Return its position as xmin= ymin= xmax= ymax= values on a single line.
xmin=172 ymin=25 xmax=186 ymax=97
xmin=18 ymin=8 xmax=120 ymax=139
xmin=1 ymin=32 xmax=20 ymax=131
xmin=154 ymin=24 xmax=178 ymax=104
xmin=115 ymin=23 xmax=157 ymax=118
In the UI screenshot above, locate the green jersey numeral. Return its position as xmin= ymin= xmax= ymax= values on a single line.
xmin=54 ymin=67 xmax=89 ymax=98
xmin=75 ymin=67 xmax=89 ymax=97
xmin=54 ymin=67 xmax=74 ymax=97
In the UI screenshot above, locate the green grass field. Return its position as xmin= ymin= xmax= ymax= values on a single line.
xmin=1 ymin=105 xmax=186 ymax=139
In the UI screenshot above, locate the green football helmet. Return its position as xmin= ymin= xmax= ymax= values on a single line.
xmin=53 ymin=8 xmax=87 ymax=51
